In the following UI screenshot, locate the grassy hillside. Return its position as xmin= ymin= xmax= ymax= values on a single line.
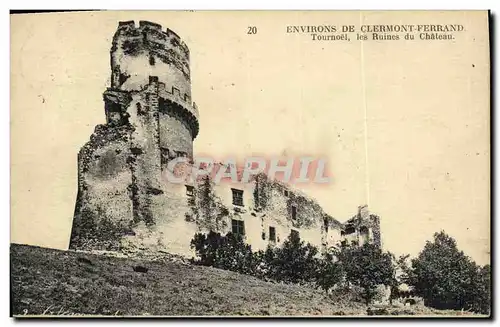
xmin=10 ymin=244 xmax=480 ymax=317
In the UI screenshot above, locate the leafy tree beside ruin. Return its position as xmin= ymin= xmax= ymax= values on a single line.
xmin=266 ymin=232 xmax=320 ymax=284
xmin=407 ymin=231 xmax=491 ymax=314
xmin=336 ymin=243 xmax=395 ymax=304
xmin=314 ymin=246 xmax=344 ymax=292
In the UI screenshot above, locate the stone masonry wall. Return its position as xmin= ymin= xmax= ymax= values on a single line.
xmin=70 ymin=124 xmax=135 ymax=250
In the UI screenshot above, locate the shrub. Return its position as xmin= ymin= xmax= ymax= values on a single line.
xmin=190 ymin=231 xmax=256 ymax=275
xmin=469 ymin=264 xmax=491 ymax=314
xmin=252 ymin=247 xmax=276 ymax=280
xmin=190 ymin=231 xmax=324 ymax=285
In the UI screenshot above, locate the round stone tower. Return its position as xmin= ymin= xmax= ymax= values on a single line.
xmin=70 ymin=21 xmax=200 ymax=251
xmin=110 ymin=20 xmax=199 ymax=162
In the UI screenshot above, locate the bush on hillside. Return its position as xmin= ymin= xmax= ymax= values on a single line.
xmin=190 ymin=231 xmax=256 ymax=274
xmin=191 ymin=231 xmax=326 ymax=285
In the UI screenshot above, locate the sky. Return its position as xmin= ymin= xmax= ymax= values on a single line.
xmin=10 ymin=11 xmax=490 ymax=265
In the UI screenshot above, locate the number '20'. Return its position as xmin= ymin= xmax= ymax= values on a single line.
xmin=247 ymin=26 xmax=257 ymax=34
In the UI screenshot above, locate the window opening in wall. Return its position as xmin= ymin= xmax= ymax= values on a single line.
xmin=186 ymin=185 xmax=194 ymax=197
xmin=291 ymin=205 xmax=297 ymax=220
xmin=232 ymin=188 xmax=244 ymax=206
xmin=232 ymin=219 xmax=245 ymax=236
xmin=119 ymin=72 xmax=129 ymax=85
xmin=345 ymin=226 xmax=356 ymax=235
xmin=160 ymin=148 xmax=170 ymax=166
xmin=269 ymin=226 xmax=276 ymax=242
xmin=135 ymin=102 xmax=143 ymax=115
xmin=149 ymin=54 xmax=155 ymax=65
xmin=290 ymin=229 xmax=299 ymax=240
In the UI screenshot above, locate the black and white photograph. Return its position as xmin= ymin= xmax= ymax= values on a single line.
xmin=9 ymin=10 xmax=491 ymax=318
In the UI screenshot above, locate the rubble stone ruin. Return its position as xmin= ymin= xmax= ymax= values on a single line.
xmin=70 ymin=21 xmax=381 ymax=256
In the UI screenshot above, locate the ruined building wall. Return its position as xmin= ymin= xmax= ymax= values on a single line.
xmin=70 ymin=124 xmax=135 ymax=250
xmin=341 ymin=205 xmax=382 ymax=248
xmin=242 ymin=174 xmax=344 ymax=252
xmin=183 ymin=173 xmax=345 ymax=253
xmin=121 ymin=170 xmax=343 ymax=256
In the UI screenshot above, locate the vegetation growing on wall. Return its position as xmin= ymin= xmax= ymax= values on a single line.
xmin=79 ymin=124 xmax=133 ymax=175
xmin=191 ymin=176 xmax=229 ymax=232
xmin=70 ymin=207 xmax=135 ymax=251
xmin=252 ymin=173 xmax=323 ymax=229
xmin=253 ymin=173 xmax=271 ymax=211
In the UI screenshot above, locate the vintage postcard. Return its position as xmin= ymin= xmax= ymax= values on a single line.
xmin=10 ymin=10 xmax=491 ymax=317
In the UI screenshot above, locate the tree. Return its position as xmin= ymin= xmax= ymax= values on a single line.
xmin=268 ymin=232 xmax=320 ymax=284
xmin=408 ymin=231 xmax=490 ymax=313
xmin=469 ymin=264 xmax=491 ymax=314
xmin=337 ymin=243 xmax=395 ymax=304
xmin=389 ymin=254 xmax=411 ymax=303
xmin=315 ymin=246 xmax=344 ymax=292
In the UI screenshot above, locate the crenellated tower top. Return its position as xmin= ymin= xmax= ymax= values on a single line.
xmin=110 ymin=20 xmax=191 ymax=94
xmin=105 ymin=20 xmax=199 ymax=159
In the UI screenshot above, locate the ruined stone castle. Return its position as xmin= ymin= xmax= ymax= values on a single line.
xmin=69 ymin=21 xmax=381 ymax=256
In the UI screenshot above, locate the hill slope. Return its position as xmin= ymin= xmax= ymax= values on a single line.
xmin=11 ymin=244 xmax=367 ymax=317
xmin=10 ymin=244 xmax=480 ymax=317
